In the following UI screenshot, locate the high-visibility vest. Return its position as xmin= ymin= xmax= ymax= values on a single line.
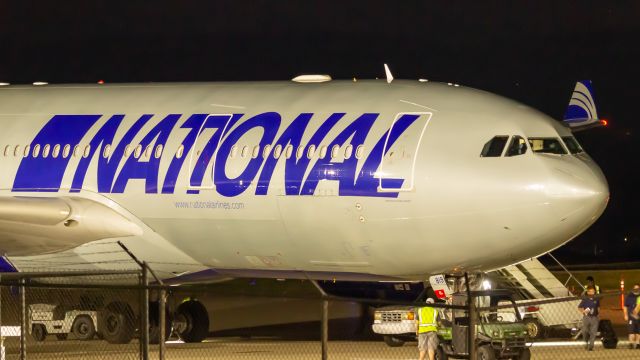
xmin=584 ymin=284 xmax=601 ymax=294
xmin=418 ymin=306 xmax=437 ymax=333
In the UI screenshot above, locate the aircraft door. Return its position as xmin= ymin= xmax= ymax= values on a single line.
xmin=377 ymin=112 xmax=433 ymax=192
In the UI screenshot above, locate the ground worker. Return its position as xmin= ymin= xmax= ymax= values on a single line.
xmin=624 ymin=283 xmax=640 ymax=349
xmin=416 ymin=298 xmax=439 ymax=360
xmin=578 ymin=286 xmax=600 ymax=351
xmin=582 ymin=276 xmax=601 ymax=295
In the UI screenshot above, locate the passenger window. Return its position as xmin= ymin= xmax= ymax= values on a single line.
xmin=505 ymin=136 xmax=527 ymax=157
xmin=331 ymin=145 xmax=340 ymax=159
xmin=144 ymin=145 xmax=152 ymax=158
xmin=154 ymin=144 xmax=163 ymax=159
xmin=3 ymin=145 xmax=9 ymax=157
xmin=344 ymin=145 xmax=353 ymax=159
xmin=42 ymin=144 xmax=50 ymax=158
xmin=230 ymin=144 xmax=238 ymax=158
xmin=562 ymin=136 xmax=584 ymax=154
xmin=285 ymin=145 xmax=293 ymax=159
xmin=252 ymin=145 xmax=260 ymax=159
xmin=62 ymin=144 xmax=70 ymax=158
xmin=23 ymin=145 xmax=30 ymax=158
xmin=32 ymin=145 xmax=40 ymax=158
xmin=83 ymin=145 xmax=91 ymax=158
xmin=73 ymin=145 xmax=80 ymax=158
xmin=480 ymin=136 xmax=509 ymax=157
xmin=296 ymin=146 xmax=304 ymax=160
xmin=307 ymin=145 xmax=316 ymax=159
xmin=263 ymin=145 xmax=272 ymax=158
xmin=134 ymin=145 xmax=142 ymax=159
xmin=124 ymin=145 xmax=132 ymax=157
xmin=319 ymin=145 xmax=327 ymax=159
xmin=241 ymin=146 xmax=248 ymax=158
xmin=103 ymin=144 xmax=111 ymax=158
xmin=52 ymin=144 xmax=60 ymax=158
xmin=14 ymin=145 xmax=21 ymax=157
xmin=176 ymin=145 xmax=184 ymax=159
xmin=528 ymin=138 xmax=567 ymax=155
xmin=355 ymin=145 xmax=365 ymax=160
xmin=273 ymin=144 xmax=283 ymax=159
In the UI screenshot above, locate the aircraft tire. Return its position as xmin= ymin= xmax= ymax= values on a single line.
xmin=175 ymin=300 xmax=209 ymax=343
xmin=99 ymin=301 xmax=135 ymax=344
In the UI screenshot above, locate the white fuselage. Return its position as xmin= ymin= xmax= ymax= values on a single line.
xmin=0 ymin=80 xmax=609 ymax=281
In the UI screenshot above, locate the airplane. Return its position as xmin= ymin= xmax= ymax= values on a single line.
xmin=0 ymin=75 xmax=609 ymax=343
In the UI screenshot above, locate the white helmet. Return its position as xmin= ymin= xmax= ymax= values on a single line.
xmin=425 ymin=298 xmax=435 ymax=304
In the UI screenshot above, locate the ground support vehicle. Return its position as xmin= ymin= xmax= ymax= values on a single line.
xmin=28 ymin=304 xmax=98 ymax=341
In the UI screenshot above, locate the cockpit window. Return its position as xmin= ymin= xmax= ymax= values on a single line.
xmin=505 ymin=136 xmax=527 ymax=157
xmin=528 ymin=138 xmax=567 ymax=155
xmin=480 ymin=136 xmax=509 ymax=157
xmin=562 ymin=136 xmax=584 ymax=154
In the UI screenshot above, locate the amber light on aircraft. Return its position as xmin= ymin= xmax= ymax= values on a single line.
xmin=600 ymin=119 xmax=609 ymax=126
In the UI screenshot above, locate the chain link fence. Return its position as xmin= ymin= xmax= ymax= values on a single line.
xmin=0 ymin=269 xmax=638 ymax=360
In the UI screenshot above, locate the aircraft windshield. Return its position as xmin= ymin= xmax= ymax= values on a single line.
xmin=562 ymin=136 xmax=584 ymax=154
xmin=505 ymin=136 xmax=527 ymax=157
xmin=528 ymin=137 xmax=567 ymax=155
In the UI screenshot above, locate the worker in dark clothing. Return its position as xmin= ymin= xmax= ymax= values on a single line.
xmin=578 ymin=286 xmax=600 ymax=351
xmin=624 ymin=284 xmax=640 ymax=349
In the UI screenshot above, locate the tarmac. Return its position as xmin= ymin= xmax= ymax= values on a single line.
xmin=2 ymin=338 xmax=640 ymax=360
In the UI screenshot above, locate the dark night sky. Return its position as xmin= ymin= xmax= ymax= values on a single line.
xmin=1 ymin=1 xmax=638 ymax=264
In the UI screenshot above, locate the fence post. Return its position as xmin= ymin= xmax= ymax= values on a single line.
xmin=20 ymin=278 xmax=26 ymax=360
xmin=0 ymin=276 xmax=3 ymax=360
xmin=321 ymin=300 xmax=328 ymax=360
xmin=465 ymin=273 xmax=476 ymax=360
xmin=142 ymin=263 xmax=149 ymax=360
xmin=159 ymin=288 xmax=166 ymax=360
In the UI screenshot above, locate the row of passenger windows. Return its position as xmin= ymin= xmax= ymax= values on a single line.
xmin=481 ymin=135 xmax=583 ymax=157
xmin=1 ymin=143 xmax=368 ymax=161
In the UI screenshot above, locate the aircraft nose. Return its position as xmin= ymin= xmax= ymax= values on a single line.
xmin=548 ymin=157 xmax=609 ymax=225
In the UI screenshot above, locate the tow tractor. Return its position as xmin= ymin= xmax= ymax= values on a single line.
xmin=28 ymin=304 xmax=98 ymax=341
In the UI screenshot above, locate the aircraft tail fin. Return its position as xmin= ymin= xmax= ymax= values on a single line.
xmin=563 ymin=80 xmax=606 ymax=131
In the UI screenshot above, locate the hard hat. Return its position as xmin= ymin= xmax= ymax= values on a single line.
xmin=425 ymin=298 xmax=435 ymax=304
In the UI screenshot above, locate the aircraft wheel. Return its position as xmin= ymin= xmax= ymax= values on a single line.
xmin=32 ymin=324 xmax=46 ymax=341
xmin=72 ymin=315 xmax=96 ymax=340
xmin=174 ymin=300 xmax=209 ymax=343
xmin=99 ymin=301 xmax=135 ymax=344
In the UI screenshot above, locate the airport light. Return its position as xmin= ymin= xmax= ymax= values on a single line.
xmin=0 ymin=82 xmax=10 ymax=86
xmin=482 ymin=280 xmax=492 ymax=290
xmin=33 ymin=81 xmax=48 ymax=86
